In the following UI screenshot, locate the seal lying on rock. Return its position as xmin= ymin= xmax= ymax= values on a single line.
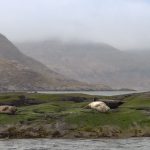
xmin=0 ymin=105 xmax=17 ymax=115
xmin=85 ymin=101 xmax=110 ymax=113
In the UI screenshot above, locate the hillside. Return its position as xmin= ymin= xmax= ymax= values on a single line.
xmin=17 ymin=40 xmax=150 ymax=90
xmin=0 ymin=34 xmax=111 ymax=91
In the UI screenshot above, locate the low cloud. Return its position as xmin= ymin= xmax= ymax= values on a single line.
xmin=0 ymin=0 xmax=150 ymax=50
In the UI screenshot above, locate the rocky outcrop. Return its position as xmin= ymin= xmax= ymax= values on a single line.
xmin=0 ymin=95 xmax=43 ymax=107
xmin=101 ymin=100 xmax=124 ymax=109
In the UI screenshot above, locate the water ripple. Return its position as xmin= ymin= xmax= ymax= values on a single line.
xmin=0 ymin=138 xmax=150 ymax=150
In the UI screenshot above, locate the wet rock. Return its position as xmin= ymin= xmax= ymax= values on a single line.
xmin=101 ymin=100 xmax=124 ymax=109
xmin=63 ymin=96 xmax=88 ymax=103
xmin=51 ymin=130 xmax=61 ymax=138
xmin=0 ymin=95 xmax=43 ymax=107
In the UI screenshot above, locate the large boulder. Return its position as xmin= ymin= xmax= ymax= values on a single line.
xmin=101 ymin=100 xmax=124 ymax=109
xmin=86 ymin=101 xmax=110 ymax=113
xmin=0 ymin=105 xmax=17 ymax=115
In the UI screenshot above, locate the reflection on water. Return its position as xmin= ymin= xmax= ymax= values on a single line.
xmin=0 ymin=138 xmax=150 ymax=150
xmin=38 ymin=90 xmax=144 ymax=96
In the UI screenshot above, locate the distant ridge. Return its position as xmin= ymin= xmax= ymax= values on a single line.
xmin=17 ymin=39 xmax=150 ymax=90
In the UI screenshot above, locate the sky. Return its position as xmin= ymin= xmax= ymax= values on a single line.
xmin=0 ymin=0 xmax=150 ymax=50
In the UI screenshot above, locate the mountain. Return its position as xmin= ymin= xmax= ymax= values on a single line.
xmin=0 ymin=34 xmax=111 ymax=91
xmin=17 ymin=40 xmax=150 ymax=90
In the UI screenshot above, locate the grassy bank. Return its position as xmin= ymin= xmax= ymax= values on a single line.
xmin=0 ymin=92 xmax=150 ymax=138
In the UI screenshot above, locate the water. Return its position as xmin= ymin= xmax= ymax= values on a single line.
xmin=38 ymin=90 xmax=144 ymax=96
xmin=0 ymin=138 xmax=150 ymax=150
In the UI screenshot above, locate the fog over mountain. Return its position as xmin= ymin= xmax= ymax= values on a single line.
xmin=17 ymin=40 xmax=150 ymax=90
xmin=1 ymin=0 xmax=150 ymax=50
xmin=0 ymin=33 xmax=111 ymax=91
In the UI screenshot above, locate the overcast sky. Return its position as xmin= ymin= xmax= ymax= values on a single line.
xmin=0 ymin=0 xmax=150 ymax=50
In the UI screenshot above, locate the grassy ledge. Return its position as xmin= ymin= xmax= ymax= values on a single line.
xmin=0 ymin=92 xmax=150 ymax=138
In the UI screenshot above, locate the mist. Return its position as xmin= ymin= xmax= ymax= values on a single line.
xmin=0 ymin=0 xmax=150 ymax=50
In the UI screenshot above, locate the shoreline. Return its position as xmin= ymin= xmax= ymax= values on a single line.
xmin=0 ymin=88 xmax=137 ymax=93
xmin=0 ymin=92 xmax=150 ymax=139
xmin=0 ymin=123 xmax=150 ymax=139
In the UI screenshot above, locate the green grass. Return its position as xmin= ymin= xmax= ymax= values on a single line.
xmin=65 ymin=108 xmax=149 ymax=129
xmin=0 ymin=92 xmax=150 ymax=131
xmin=122 ymin=94 xmax=150 ymax=108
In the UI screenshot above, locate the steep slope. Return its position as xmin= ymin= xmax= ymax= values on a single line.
xmin=0 ymin=34 xmax=111 ymax=91
xmin=0 ymin=34 xmax=66 ymax=82
xmin=17 ymin=40 xmax=150 ymax=90
xmin=0 ymin=58 xmax=50 ymax=91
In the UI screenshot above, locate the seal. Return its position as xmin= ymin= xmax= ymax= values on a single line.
xmin=85 ymin=101 xmax=110 ymax=113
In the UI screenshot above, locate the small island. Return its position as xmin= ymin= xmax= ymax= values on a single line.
xmin=0 ymin=91 xmax=150 ymax=139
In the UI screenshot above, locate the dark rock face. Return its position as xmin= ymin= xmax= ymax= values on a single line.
xmin=11 ymin=95 xmax=43 ymax=106
xmin=91 ymin=98 xmax=124 ymax=109
xmin=62 ymin=97 xmax=88 ymax=103
xmin=0 ymin=95 xmax=43 ymax=107
xmin=102 ymin=100 xmax=124 ymax=109
xmin=62 ymin=96 xmax=124 ymax=108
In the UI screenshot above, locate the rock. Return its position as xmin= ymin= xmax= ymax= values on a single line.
xmin=0 ymin=105 xmax=17 ymax=115
xmin=63 ymin=96 xmax=88 ymax=103
xmin=0 ymin=95 xmax=43 ymax=107
xmin=93 ymin=97 xmax=124 ymax=109
xmin=101 ymin=100 xmax=124 ymax=109
xmin=86 ymin=101 xmax=110 ymax=113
